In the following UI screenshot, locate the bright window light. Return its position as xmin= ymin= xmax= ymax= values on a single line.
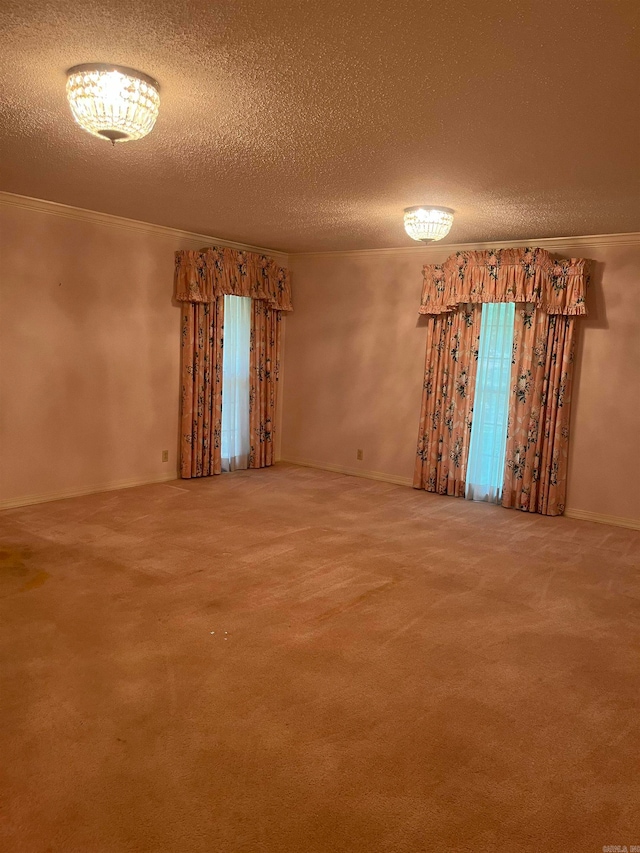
xmin=221 ymin=296 xmax=252 ymax=471
xmin=466 ymin=302 xmax=515 ymax=503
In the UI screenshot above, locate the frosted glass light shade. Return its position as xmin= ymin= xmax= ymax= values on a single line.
xmin=66 ymin=64 xmax=160 ymax=143
xmin=403 ymin=206 xmax=454 ymax=243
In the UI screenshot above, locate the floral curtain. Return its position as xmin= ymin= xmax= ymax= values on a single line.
xmin=420 ymin=248 xmax=587 ymax=316
xmin=413 ymin=304 xmax=482 ymax=495
xmin=175 ymin=246 xmax=292 ymax=479
xmin=502 ymin=306 xmax=576 ymax=515
xmin=416 ymin=247 xmax=588 ymax=515
xmin=175 ymin=247 xmax=292 ymax=311
xmin=180 ymin=299 xmax=224 ymax=478
xmin=249 ymin=302 xmax=281 ymax=468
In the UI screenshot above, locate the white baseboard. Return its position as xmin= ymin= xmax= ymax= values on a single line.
xmin=280 ymin=456 xmax=413 ymax=488
xmin=3 ymin=462 xmax=638 ymax=532
xmin=563 ymin=507 xmax=640 ymax=531
xmin=281 ymin=458 xmax=640 ymax=531
xmin=0 ymin=473 xmax=179 ymax=511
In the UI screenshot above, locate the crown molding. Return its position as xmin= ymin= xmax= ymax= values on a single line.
xmin=290 ymin=231 xmax=640 ymax=260
xmin=2 ymin=190 xmax=636 ymax=264
xmin=0 ymin=191 xmax=289 ymax=266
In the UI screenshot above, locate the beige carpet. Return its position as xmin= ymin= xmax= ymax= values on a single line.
xmin=1 ymin=463 xmax=638 ymax=852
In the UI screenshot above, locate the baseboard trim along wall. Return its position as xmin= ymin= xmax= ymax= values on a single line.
xmin=280 ymin=458 xmax=639 ymax=530
xmin=280 ymin=457 xmax=414 ymax=488
xmin=0 ymin=474 xmax=180 ymax=511
xmin=562 ymin=508 xmax=640 ymax=531
xmin=3 ymin=461 xmax=638 ymax=530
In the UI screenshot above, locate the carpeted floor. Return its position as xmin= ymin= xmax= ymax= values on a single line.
xmin=0 ymin=463 xmax=638 ymax=853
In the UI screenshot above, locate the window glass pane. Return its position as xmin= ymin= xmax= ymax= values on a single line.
xmin=221 ymin=295 xmax=251 ymax=471
xmin=465 ymin=302 xmax=515 ymax=503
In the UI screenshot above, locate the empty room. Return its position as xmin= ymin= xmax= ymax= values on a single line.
xmin=0 ymin=1 xmax=639 ymax=851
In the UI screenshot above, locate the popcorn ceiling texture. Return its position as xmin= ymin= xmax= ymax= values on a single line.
xmin=0 ymin=0 xmax=638 ymax=252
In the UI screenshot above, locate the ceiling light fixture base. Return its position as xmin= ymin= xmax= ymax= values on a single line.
xmin=66 ymin=63 xmax=161 ymax=143
xmin=403 ymin=206 xmax=455 ymax=244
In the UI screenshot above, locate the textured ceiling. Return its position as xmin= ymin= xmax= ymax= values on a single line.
xmin=0 ymin=0 xmax=638 ymax=252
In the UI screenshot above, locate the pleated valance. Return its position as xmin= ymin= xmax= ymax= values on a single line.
xmin=174 ymin=247 xmax=292 ymax=311
xmin=420 ymin=248 xmax=588 ymax=316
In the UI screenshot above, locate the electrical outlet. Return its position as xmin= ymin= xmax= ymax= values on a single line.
xmin=356 ymin=449 xmax=364 ymax=461
xmin=162 ymin=450 xmax=169 ymax=463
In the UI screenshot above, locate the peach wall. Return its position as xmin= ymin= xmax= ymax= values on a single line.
xmin=2 ymin=195 xmax=638 ymax=525
xmin=0 ymin=202 xmax=192 ymax=505
xmin=281 ymin=242 xmax=640 ymax=524
xmin=569 ymin=246 xmax=640 ymax=521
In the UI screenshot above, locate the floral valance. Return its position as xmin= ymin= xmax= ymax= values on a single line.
xmin=419 ymin=248 xmax=588 ymax=316
xmin=174 ymin=247 xmax=292 ymax=311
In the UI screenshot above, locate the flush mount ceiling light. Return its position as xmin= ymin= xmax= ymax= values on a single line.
xmin=66 ymin=63 xmax=160 ymax=144
xmin=403 ymin=206 xmax=454 ymax=243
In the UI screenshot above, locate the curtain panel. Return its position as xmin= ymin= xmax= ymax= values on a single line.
xmin=249 ymin=302 xmax=281 ymax=469
xmin=502 ymin=306 xmax=576 ymax=515
xmin=413 ymin=305 xmax=482 ymax=495
xmin=420 ymin=248 xmax=587 ymax=317
xmin=180 ymin=299 xmax=224 ymax=478
xmin=175 ymin=246 xmax=292 ymax=479
xmin=415 ymin=247 xmax=589 ymax=516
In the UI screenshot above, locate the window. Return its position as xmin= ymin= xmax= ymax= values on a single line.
xmin=221 ymin=295 xmax=251 ymax=471
xmin=465 ymin=302 xmax=515 ymax=503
